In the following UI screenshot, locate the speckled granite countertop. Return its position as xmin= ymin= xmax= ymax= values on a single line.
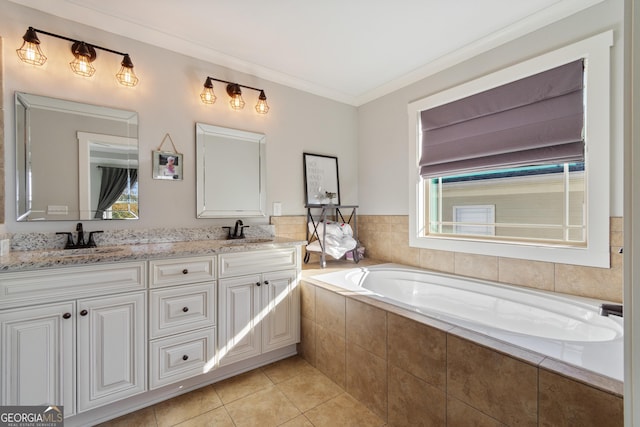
xmin=0 ymin=237 xmax=306 ymax=273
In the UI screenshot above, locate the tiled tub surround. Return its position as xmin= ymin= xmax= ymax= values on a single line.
xmin=300 ymin=263 xmax=623 ymax=426
xmin=272 ymin=215 xmax=624 ymax=303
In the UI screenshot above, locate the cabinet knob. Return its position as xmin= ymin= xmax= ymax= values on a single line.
xmin=264 ymin=280 xmax=270 ymax=285
xmin=182 ymin=355 xmax=189 ymax=361
xmin=63 ymin=312 xmax=71 ymax=319
xmin=256 ymin=282 xmax=261 ymax=287
xmin=182 ymin=269 xmax=189 ymax=275
xmin=182 ymin=306 xmax=189 ymax=313
xmin=80 ymin=309 xmax=88 ymax=316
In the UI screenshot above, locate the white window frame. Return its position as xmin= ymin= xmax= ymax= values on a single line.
xmin=408 ymin=31 xmax=613 ymax=268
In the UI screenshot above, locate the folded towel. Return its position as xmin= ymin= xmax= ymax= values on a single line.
xmin=307 ymin=221 xmax=357 ymax=259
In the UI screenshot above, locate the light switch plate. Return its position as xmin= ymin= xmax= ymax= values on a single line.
xmin=273 ymin=202 xmax=282 ymax=216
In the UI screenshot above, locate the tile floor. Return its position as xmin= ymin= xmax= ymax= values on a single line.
xmin=99 ymin=356 xmax=386 ymax=427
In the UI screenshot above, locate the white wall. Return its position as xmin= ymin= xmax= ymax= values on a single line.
xmin=0 ymin=0 xmax=358 ymax=233
xmin=357 ymin=0 xmax=625 ymax=216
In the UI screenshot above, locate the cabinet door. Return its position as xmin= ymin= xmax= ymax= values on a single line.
xmin=0 ymin=302 xmax=75 ymax=416
xmin=261 ymin=270 xmax=300 ymax=353
xmin=77 ymin=292 xmax=146 ymax=412
xmin=218 ymin=274 xmax=262 ymax=366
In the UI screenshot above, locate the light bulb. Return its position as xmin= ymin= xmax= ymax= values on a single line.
xmin=200 ymin=78 xmax=216 ymax=104
xmin=255 ymin=90 xmax=269 ymax=114
xmin=16 ymin=28 xmax=46 ymax=66
xmin=116 ymin=55 xmax=139 ymax=87
xmin=227 ymin=84 xmax=245 ymax=110
xmin=230 ymin=94 xmax=245 ymax=110
xmin=69 ymin=42 xmax=96 ymax=77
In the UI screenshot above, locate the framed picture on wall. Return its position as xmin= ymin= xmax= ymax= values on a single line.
xmin=153 ymin=151 xmax=183 ymax=180
xmin=303 ymin=153 xmax=340 ymax=206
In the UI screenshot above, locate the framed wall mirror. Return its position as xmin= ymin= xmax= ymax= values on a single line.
xmin=15 ymin=92 xmax=139 ymax=221
xmin=196 ymin=123 xmax=266 ymax=218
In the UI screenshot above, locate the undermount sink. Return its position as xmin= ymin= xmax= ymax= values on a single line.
xmin=41 ymin=247 xmax=125 ymax=258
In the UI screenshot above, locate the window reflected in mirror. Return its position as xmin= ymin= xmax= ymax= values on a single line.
xmin=15 ymin=92 xmax=139 ymax=221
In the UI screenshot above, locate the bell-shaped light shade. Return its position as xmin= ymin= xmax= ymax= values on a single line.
xmin=16 ymin=28 xmax=47 ymax=66
xmin=255 ymin=90 xmax=269 ymax=114
xmin=115 ymin=54 xmax=139 ymax=87
xmin=228 ymin=84 xmax=245 ymax=110
xmin=200 ymin=77 xmax=217 ymax=104
xmin=69 ymin=42 xmax=96 ymax=77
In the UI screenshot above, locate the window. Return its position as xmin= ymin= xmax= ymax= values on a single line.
xmin=408 ymin=31 xmax=613 ymax=267
xmin=428 ymin=163 xmax=584 ymax=243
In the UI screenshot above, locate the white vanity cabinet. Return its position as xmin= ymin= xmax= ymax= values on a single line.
xmin=218 ymin=248 xmax=300 ymax=366
xmin=148 ymin=256 xmax=216 ymax=389
xmin=0 ymin=262 xmax=147 ymax=417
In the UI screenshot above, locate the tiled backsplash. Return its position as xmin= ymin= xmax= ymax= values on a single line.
xmin=272 ymin=215 xmax=623 ymax=302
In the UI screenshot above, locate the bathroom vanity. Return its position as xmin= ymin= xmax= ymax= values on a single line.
xmin=0 ymin=239 xmax=303 ymax=426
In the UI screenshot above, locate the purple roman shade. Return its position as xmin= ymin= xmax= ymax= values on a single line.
xmin=419 ymin=59 xmax=585 ymax=178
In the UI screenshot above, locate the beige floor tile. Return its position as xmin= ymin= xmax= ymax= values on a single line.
xmin=225 ymin=385 xmax=300 ymax=427
xmin=278 ymin=414 xmax=315 ymax=426
xmin=304 ymin=393 xmax=386 ymax=427
xmin=315 ymin=326 xmax=346 ymax=388
xmin=213 ymin=368 xmax=274 ymax=404
xmin=97 ymin=406 xmax=157 ymax=426
xmin=262 ymin=355 xmax=317 ymax=384
xmin=173 ymin=406 xmax=235 ymax=427
xmin=153 ymin=385 xmax=223 ymax=427
xmin=277 ymin=369 xmax=344 ymax=412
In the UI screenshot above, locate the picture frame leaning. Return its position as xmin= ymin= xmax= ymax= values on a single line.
xmin=303 ymin=153 xmax=340 ymax=206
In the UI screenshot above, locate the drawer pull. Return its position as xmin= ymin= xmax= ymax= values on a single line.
xmin=256 ymin=282 xmax=261 ymax=287
xmin=182 ymin=306 xmax=189 ymax=313
xmin=63 ymin=312 xmax=71 ymax=319
xmin=264 ymin=280 xmax=270 ymax=285
xmin=80 ymin=309 xmax=88 ymax=316
xmin=182 ymin=269 xmax=189 ymax=275
xmin=182 ymin=355 xmax=189 ymax=361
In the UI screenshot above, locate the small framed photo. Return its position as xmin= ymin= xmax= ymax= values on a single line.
xmin=153 ymin=151 xmax=183 ymax=180
xmin=303 ymin=153 xmax=340 ymax=206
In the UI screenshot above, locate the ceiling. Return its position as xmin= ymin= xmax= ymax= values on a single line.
xmin=12 ymin=0 xmax=601 ymax=105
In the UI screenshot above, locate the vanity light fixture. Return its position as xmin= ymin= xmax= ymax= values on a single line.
xmin=200 ymin=76 xmax=269 ymax=114
xmin=16 ymin=27 xmax=139 ymax=87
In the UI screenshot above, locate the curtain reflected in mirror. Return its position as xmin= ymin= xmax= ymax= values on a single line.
xmin=15 ymin=92 xmax=139 ymax=221
xmin=95 ymin=167 xmax=138 ymax=219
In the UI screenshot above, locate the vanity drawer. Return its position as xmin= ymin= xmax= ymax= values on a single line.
xmin=218 ymin=248 xmax=298 ymax=278
xmin=0 ymin=262 xmax=146 ymax=309
xmin=149 ymin=282 xmax=216 ymax=338
xmin=150 ymin=256 xmax=216 ymax=288
xmin=149 ymin=328 xmax=216 ymax=389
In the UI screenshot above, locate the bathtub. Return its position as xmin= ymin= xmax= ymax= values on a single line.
xmin=311 ymin=264 xmax=623 ymax=381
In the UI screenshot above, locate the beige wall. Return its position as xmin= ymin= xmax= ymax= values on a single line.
xmin=357 ymin=0 xmax=624 ymax=216
xmin=0 ymin=0 xmax=358 ymax=233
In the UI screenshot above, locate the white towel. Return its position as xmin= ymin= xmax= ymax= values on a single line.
xmin=307 ymin=221 xmax=357 ymax=259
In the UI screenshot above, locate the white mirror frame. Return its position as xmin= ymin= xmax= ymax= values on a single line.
xmin=196 ymin=123 xmax=266 ymax=218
